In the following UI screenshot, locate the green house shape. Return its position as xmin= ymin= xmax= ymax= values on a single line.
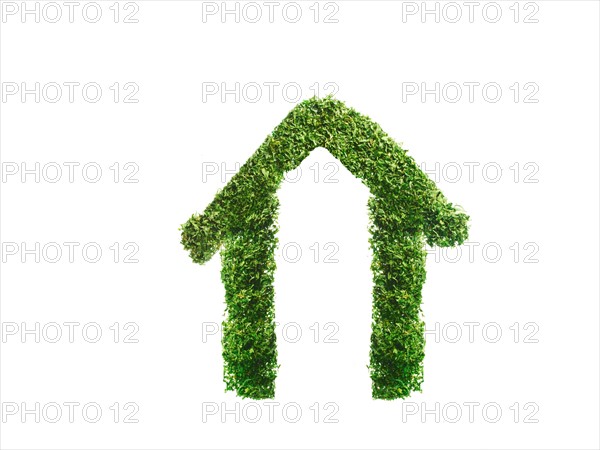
xmin=181 ymin=97 xmax=469 ymax=400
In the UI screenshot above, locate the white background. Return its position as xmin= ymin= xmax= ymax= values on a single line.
xmin=1 ymin=1 xmax=599 ymax=449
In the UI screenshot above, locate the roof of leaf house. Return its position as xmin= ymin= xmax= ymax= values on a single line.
xmin=181 ymin=96 xmax=469 ymax=264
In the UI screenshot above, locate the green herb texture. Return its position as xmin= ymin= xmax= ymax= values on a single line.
xmin=181 ymin=96 xmax=469 ymax=399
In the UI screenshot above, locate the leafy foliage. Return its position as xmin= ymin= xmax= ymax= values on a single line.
xmin=181 ymin=96 xmax=469 ymax=399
